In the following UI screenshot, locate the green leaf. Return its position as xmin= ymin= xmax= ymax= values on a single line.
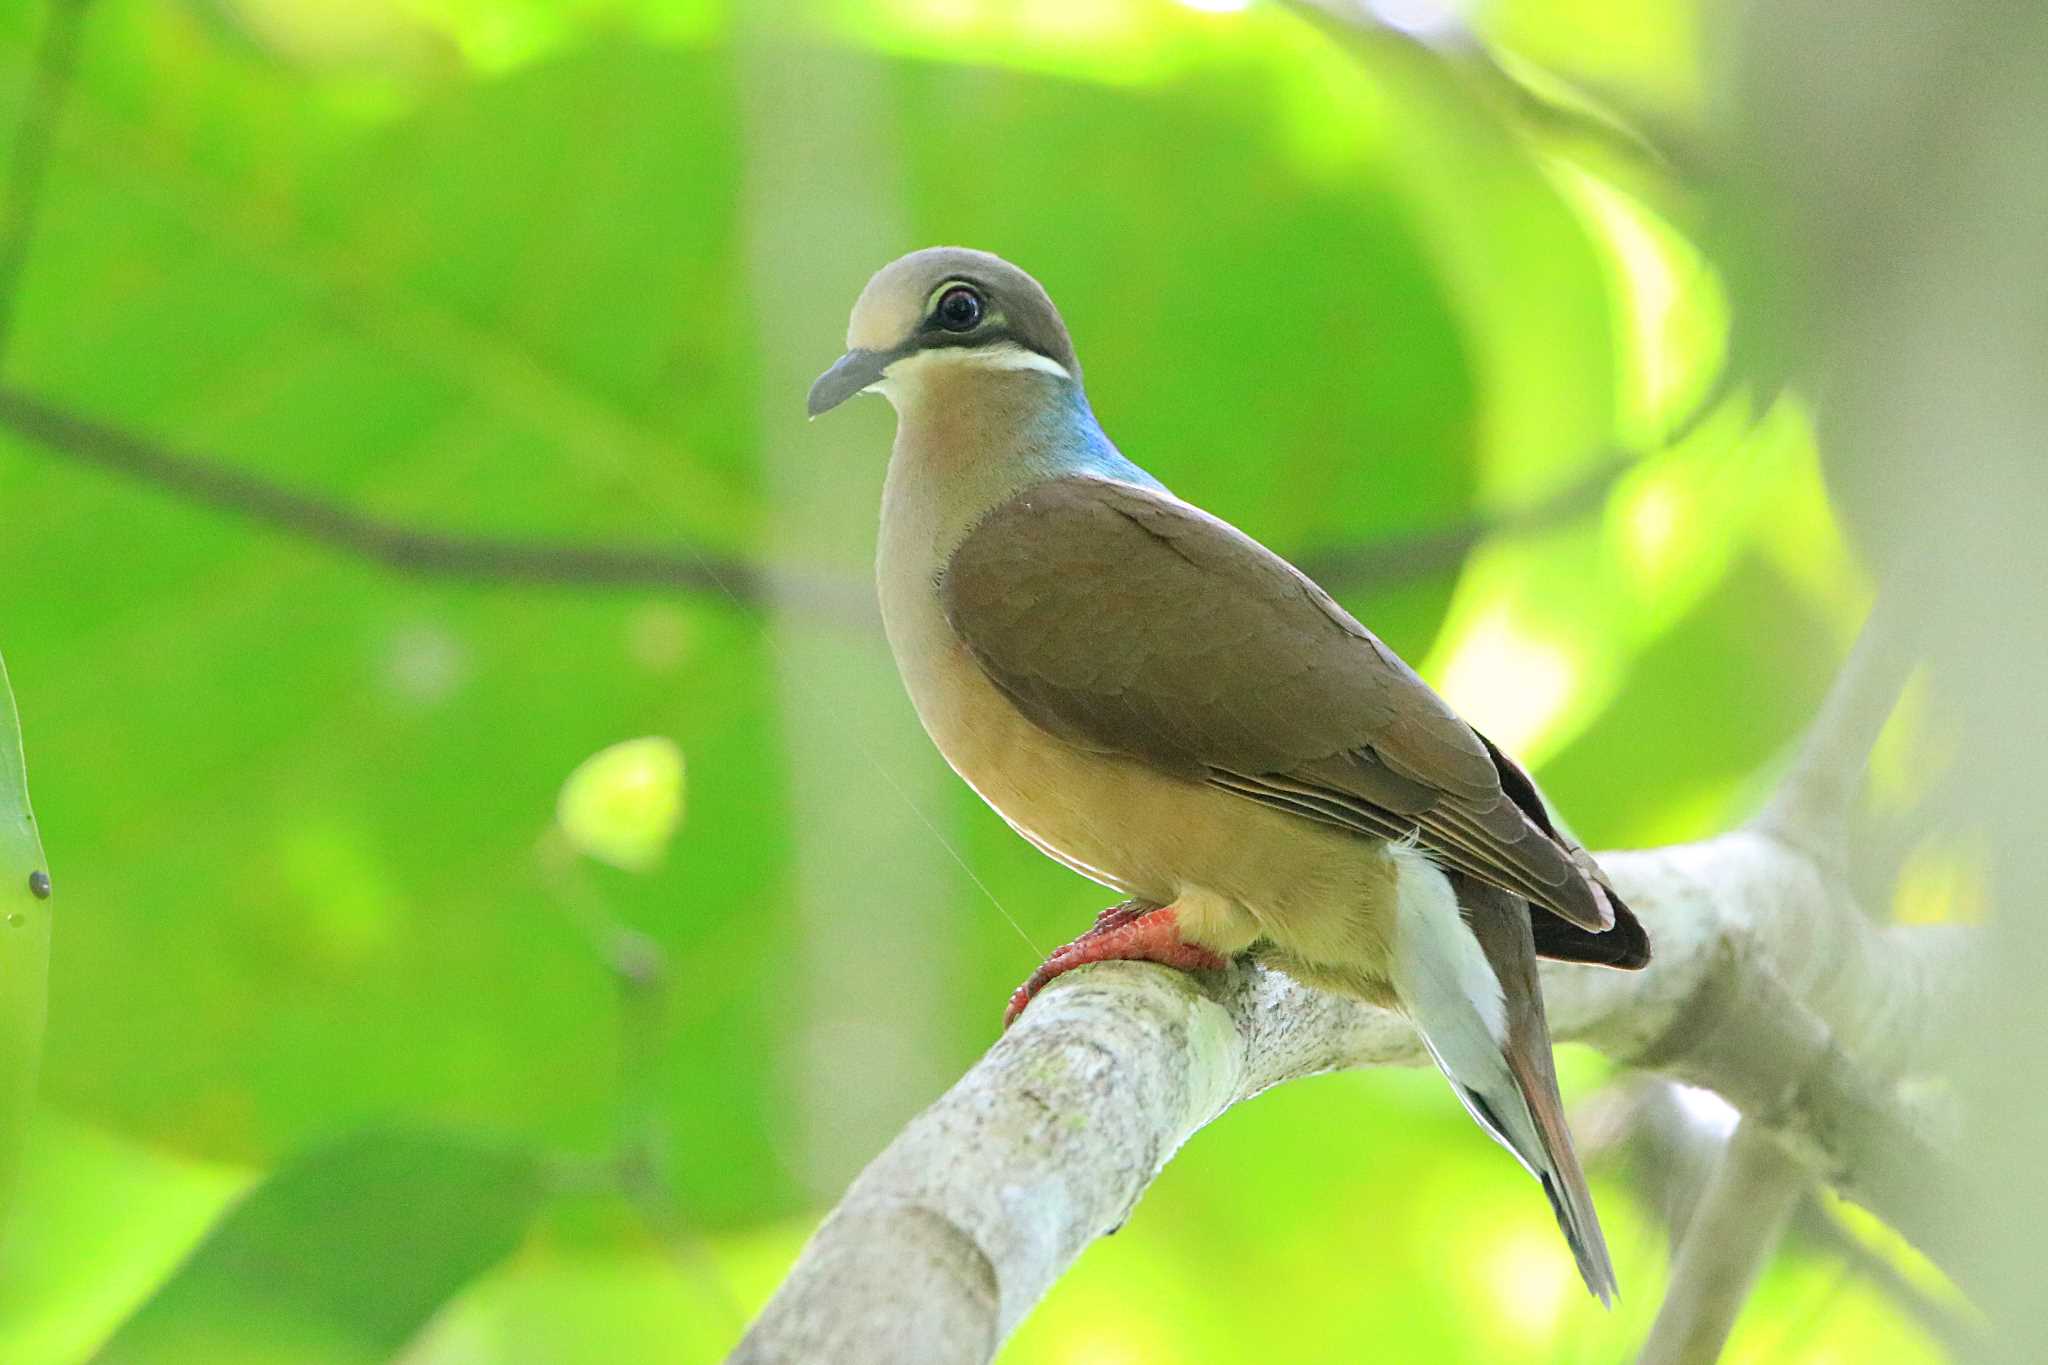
xmin=0 ymin=649 xmax=52 ymax=1229
xmin=92 ymin=1131 xmax=542 ymax=1365
xmin=409 ymin=1246 xmax=751 ymax=1365
xmin=1 ymin=23 xmax=1501 ymax=1216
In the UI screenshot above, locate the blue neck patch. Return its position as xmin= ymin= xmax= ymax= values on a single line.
xmin=1022 ymin=384 xmax=1166 ymax=492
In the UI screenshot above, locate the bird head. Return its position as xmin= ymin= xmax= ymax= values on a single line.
xmin=807 ymin=247 xmax=1080 ymax=418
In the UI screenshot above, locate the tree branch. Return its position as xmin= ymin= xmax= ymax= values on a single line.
xmin=1590 ymin=1077 xmax=1984 ymax=1356
xmin=1293 ymin=454 xmax=1627 ymax=588
xmin=730 ymin=837 xmax=1968 ymax=1362
xmin=1294 ymin=355 xmax=1748 ymax=589
xmin=1637 ymin=1120 xmax=1808 ymax=1365
xmin=730 ymin=613 xmax=1969 ymax=1362
xmin=0 ymin=379 xmax=1701 ymax=616
xmin=1753 ymin=594 xmax=1916 ymax=863
xmin=0 ymin=383 xmax=844 ymax=611
xmin=0 ymin=0 xmax=1747 ymax=622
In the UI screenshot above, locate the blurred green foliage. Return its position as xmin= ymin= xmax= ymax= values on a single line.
xmin=0 ymin=0 xmax=1952 ymax=1360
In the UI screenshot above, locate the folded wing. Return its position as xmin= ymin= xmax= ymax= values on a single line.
xmin=941 ymin=475 xmax=1648 ymax=968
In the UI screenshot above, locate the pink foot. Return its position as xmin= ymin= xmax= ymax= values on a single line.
xmin=1003 ymin=903 xmax=1228 ymax=1029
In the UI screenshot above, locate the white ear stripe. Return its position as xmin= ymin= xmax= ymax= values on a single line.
xmin=977 ymin=343 xmax=1073 ymax=379
xmin=883 ymin=343 xmax=1072 ymax=383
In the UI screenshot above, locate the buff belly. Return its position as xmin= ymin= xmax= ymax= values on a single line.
xmin=903 ymin=637 xmax=1403 ymax=982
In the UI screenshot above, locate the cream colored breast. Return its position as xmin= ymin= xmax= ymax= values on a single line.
xmin=875 ymin=491 xmax=1137 ymax=892
xmin=868 ymin=368 xmax=1391 ymax=960
xmin=879 ymin=574 xmax=1390 ymax=970
xmin=873 ymin=451 xmax=1177 ymax=899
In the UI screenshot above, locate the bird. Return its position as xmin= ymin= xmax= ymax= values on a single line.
xmin=808 ymin=246 xmax=1651 ymax=1303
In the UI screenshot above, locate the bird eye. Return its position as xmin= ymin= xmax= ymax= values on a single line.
xmin=934 ymin=285 xmax=984 ymax=332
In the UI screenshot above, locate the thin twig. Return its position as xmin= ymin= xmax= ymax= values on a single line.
xmin=1296 ymin=455 xmax=1626 ymax=587
xmin=1637 ymin=1119 xmax=1809 ymax=1365
xmin=536 ymin=834 xmax=747 ymax=1332
xmin=1595 ymin=1077 xmax=1983 ymax=1355
xmin=1297 ymin=359 xmax=1746 ymax=589
xmin=0 ymin=378 xmax=1699 ymax=615
xmin=0 ymin=0 xmax=93 ymax=367
xmin=1752 ymin=595 xmax=1917 ymax=862
xmin=0 ymin=0 xmax=1744 ymax=618
xmin=1794 ymin=1200 xmax=1984 ymax=1359
xmin=0 ymin=0 xmax=1748 ymax=621
xmin=0 ymin=383 xmax=824 ymax=608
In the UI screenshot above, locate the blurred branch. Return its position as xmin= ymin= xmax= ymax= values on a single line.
xmin=731 ymin=615 xmax=1976 ymax=1363
xmin=0 ymin=0 xmax=1745 ymax=623
xmin=0 ymin=0 xmax=1745 ymax=624
xmin=537 ymin=835 xmax=746 ymax=1332
xmin=1593 ymin=1077 xmax=1984 ymax=1357
xmin=0 ymin=382 xmax=853 ymax=611
xmin=1794 ymin=1200 xmax=1983 ymax=1358
xmin=1296 ymin=454 xmax=1626 ymax=588
xmin=1297 ymin=356 xmax=1744 ymax=590
xmin=0 ymin=0 xmax=92 ymax=366
xmin=1637 ymin=1120 xmax=1807 ymax=1365
xmin=0 ymin=376 xmax=1710 ymax=617
xmin=1753 ymin=595 xmax=1915 ymax=867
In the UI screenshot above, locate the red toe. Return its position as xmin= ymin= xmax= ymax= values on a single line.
xmin=1003 ymin=905 xmax=1227 ymax=1028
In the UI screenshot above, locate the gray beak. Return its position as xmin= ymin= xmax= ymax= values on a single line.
xmin=807 ymin=348 xmax=894 ymax=418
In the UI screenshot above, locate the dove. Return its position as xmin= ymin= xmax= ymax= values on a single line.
xmin=809 ymin=247 xmax=1651 ymax=1301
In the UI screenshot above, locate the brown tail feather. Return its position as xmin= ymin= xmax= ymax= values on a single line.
xmin=1532 ymin=902 xmax=1651 ymax=969
xmin=1454 ymin=873 xmax=1619 ymax=1304
xmin=1474 ymin=730 xmax=1651 ymax=973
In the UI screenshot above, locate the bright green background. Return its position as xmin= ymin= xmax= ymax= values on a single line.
xmin=0 ymin=1 xmax=1955 ymax=1361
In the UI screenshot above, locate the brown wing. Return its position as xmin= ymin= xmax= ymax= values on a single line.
xmin=942 ymin=475 xmax=1648 ymax=962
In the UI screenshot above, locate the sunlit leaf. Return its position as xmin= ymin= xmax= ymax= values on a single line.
xmin=1550 ymin=159 xmax=1728 ymax=442
xmin=556 ymin=736 xmax=686 ymax=874
xmin=1891 ymin=836 xmax=1990 ymax=926
xmin=92 ymin=1131 xmax=542 ymax=1365
xmin=1536 ymin=553 xmax=1842 ymax=847
xmin=0 ymin=1112 xmax=251 ymax=1365
xmin=1476 ymin=0 xmax=1708 ymax=122
xmin=0 ymin=650 xmax=51 ymax=1228
xmin=410 ymin=1246 xmax=745 ymax=1365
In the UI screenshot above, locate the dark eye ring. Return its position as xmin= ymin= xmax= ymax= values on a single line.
xmin=935 ymin=285 xmax=983 ymax=332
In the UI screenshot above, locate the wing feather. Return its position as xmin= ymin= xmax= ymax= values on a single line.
xmin=943 ymin=476 xmax=1645 ymax=958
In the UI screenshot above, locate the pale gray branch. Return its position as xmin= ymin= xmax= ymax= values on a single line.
xmin=1753 ymin=598 xmax=1917 ymax=863
xmin=1636 ymin=1120 xmax=1809 ymax=1365
xmin=730 ymin=825 xmax=1970 ymax=1364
